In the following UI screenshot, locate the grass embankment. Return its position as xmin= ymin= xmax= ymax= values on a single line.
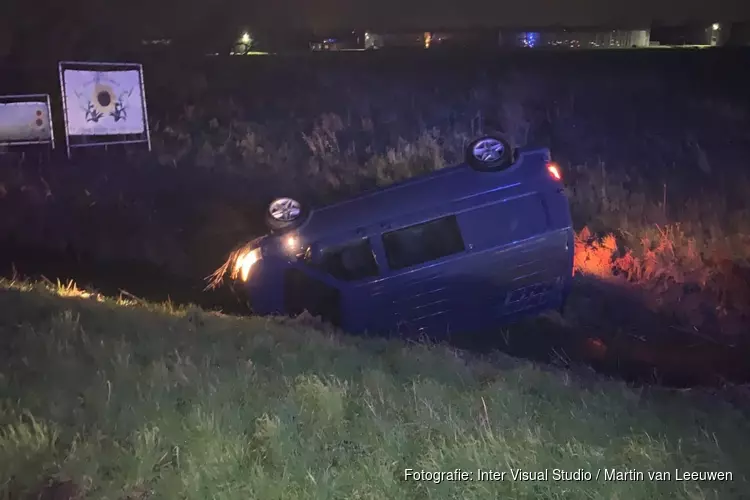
xmin=1 ymin=279 xmax=748 ymax=499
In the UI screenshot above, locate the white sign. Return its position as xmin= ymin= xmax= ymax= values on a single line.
xmin=62 ymin=68 xmax=145 ymax=136
xmin=0 ymin=98 xmax=53 ymax=145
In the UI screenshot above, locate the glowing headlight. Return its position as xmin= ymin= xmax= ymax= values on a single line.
xmin=285 ymin=235 xmax=298 ymax=250
xmin=282 ymin=234 xmax=306 ymax=257
xmin=233 ymin=248 xmax=262 ymax=282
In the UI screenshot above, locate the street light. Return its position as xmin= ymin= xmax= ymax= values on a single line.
xmin=241 ymin=32 xmax=251 ymax=44
xmin=712 ymin=23 xmax=720 ymax=31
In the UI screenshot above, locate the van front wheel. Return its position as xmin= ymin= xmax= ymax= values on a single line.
xmin=265 ymin=197 xmax=307 ymax=232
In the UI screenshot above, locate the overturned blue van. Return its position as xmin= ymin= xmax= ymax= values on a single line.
xmin=220 ymin=135 xmax=574 ymax=338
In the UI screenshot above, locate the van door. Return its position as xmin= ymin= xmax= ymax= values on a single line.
xmin=376 ymin=214 xmax=470 ymax=337
xmin=283 ymin=235 xmax=381 ymax=331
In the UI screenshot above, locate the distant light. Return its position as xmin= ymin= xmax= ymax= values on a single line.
xmin=712 ymin=23 xmax=720 ymax=31
xmin=521 ymin=32 xmax=540 ymax=48
xmin=241 ymin=32 xmax=251 ymax=44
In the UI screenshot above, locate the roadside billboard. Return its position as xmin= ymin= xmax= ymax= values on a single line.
xmin=59 ymin=61 xmax=151 ymax=158
xmin=0 ymin=94 xmax=54 ymax=148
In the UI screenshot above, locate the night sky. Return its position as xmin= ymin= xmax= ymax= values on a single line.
xmin=3 ymin=0 xmax=750 ymax=49
xmin=255 ymin=0 xmax=750 ymax=33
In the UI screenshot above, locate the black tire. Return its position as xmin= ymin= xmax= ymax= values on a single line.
xmin=265 ymin=197 xmax=308 ymax=232
xmin=465 ymin=135 xmax=513 ymax=171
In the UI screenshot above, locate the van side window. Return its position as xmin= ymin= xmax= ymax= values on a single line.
xmin=382 ymin=215 xmax=465 ymax=270
xmin=318 ymin=238 xmax=379 ymax=281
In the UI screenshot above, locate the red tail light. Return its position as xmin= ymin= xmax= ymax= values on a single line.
xmin=547 ymin=162 xmax=562 ymax=181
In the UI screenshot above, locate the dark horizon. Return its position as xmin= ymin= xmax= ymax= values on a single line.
xmin=262 ymin=0 xmax=749 ymax=34
xmin=4 ymin=0 xmax=750 ymax=40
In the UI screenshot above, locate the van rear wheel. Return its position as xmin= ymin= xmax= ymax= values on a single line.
xmin=466 ymin=136 xmax=513 ymax=171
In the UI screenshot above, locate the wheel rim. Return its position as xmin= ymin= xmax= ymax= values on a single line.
xmin=472 ymin=138 xmax=506 ymax=163
xmin=269 ymin=198 xmax=301 ymax=222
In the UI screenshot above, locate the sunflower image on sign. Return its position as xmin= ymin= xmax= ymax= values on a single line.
xmin=93 ymin=83 xmax=116 ymax=115
xmin=72 ymin=72 xmax=135 ymax=125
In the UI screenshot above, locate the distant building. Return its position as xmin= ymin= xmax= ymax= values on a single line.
xmin=364 ymin=32 xmax=383 ymax=49
xmin=426 ymin=29 xmax=498 ymax=48
xmin=141 ymin=39 xmax=173 ymax=47
xmin=308 ymin=23 xmax=741 ymax=53
xmin=650 ymin=23 xmax=726 ymax=46
xmin=499 ymin=28 xmax=651 ymax=49
xmin=367 ymin=32 xmax=425 ymax=49
xmin=310 ymin=31 xmax=362 ymax=51
xmin=363 ymin=28 xmax=513 ymax=49
xmin=310 ymin=38 xmax=349 ymax=51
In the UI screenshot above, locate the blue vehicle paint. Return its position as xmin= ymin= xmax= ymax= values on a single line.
xmin=234 ymin=142 xmax=574 ymax=339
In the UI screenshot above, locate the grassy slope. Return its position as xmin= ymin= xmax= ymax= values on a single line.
xmin=1 ymin=280 xmax=748 ymax=499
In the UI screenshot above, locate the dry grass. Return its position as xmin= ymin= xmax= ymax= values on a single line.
xmin=573 ymin=223 xmax=750 ymax=337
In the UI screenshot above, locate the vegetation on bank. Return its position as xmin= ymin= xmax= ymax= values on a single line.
xmin=1 ymin=278 xmax=749 ymax=499
xmin=0 ymin=53 xmax=749 ymax=338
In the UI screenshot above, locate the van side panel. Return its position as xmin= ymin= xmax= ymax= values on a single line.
xmin=376 ymin=231 xmax=570 ymax=337
xmin=372 ymin=181 xmax=571 ymax=337
xmin=457 ymin=193 xmax=549 ymax=252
